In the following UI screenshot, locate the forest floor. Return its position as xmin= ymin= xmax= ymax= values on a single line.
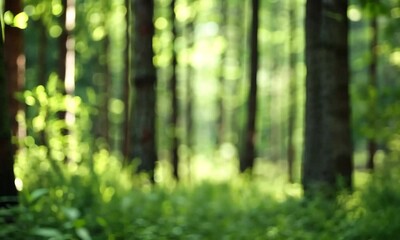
xmin=1 ymin=149 xmax=400 ymax=239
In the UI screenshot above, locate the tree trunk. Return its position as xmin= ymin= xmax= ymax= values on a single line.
xmin=100 ymin=36 xmax=111 ymax=148
xmin=38 ymin=20 xmax=48 ymax=87
xmin=366 ymin=13 xmax=378 ymax=171
xmin=130 ymin=0 xmax=157 ymax=182
xmin=185 ymin=0 xmax=196 ymax=182
xmin=302 ymin=0 xmax=353 ymax=195
xmin=0 ymin=39 xmax=18 ymax=207
xmin=0 ymin=0 xmax=25 ymax=207
xmin=37 ymin=19 xmax=48 ymax=145
xmin=5 ymin=0 xmax=25 ymax=148
xmin=287 ymin=0 xmax=298 ymax=183
xmin=231 ymin=0 xmax=245 ymax=150
xmin=216 ymin=0 xmax=228 ymax=146
xmin=170 ymin=0 xmax=179 ymax=181
xmin=240 ymin=0 xmax=259 ymax=174
xmin=59 ymin=0 xmax=76 ymax=162
xmin=123 ymin=0 xmax=131 ymax=163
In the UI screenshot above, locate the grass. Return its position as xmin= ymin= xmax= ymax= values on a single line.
xmin=2 ymin=146 xmax=400 ymax=239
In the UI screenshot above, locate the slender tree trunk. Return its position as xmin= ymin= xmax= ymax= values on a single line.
xmin=63 ymin=0 xmax=75 ymax=105
xmin=123 ymin=0 xmax=131 ymax=163
xmin=186 ymin=66 xmax=194 ymax=181
xmin=37 ymin=19 xmax=48 ymax=145
xmin=170 ymin=0 xmax=179 ymax=181
xmin=101 ymin=36 xmax=111 ymax=148
xmin=5 ymin=0 xmax=25 ymax=148
xmin=130 ymin=0 xmax=157 ymax=182
xmin=38 ymin=20 xmax=48 ymax=86
xmin=185 ymin=1 xmax=196 ymax=182
xmin=1 ymin=0 xmax=25 ymax=208
xmin=231 ymin=0 xmax=245 ymax=149
xmin=0 ymin=34 xmax=18 ymax=208
xmin=59 ymin=0 xmax=76 ymax=162
xmin=366 ymin=13 xmax=378 ymax=171
xmin=217 ymin=0 xmax=228 ymax=146
xmin=302 ymin=0 xmax=353 ymax=195
xmin=0 ymin=46 xmax=17 ymax=208
xmin=59 ymin=0 xmax=67 ymax=90
xmin=287 ymin=0 xmax=297 ymax=183
xmin=240 ymin=0 xmax=259 ymax=174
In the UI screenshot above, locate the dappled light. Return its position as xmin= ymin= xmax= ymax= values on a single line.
xmin=0 ymin=0 xmax=400 ymax=239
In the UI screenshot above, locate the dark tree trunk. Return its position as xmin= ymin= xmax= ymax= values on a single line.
xmin=287 ymin=0 xmax=298 ymax=183
xmin=367 ymin=140 xmax=377 ymax=170
xmin=240 ymin=0 xmax=259 ymax=174
xmin=130 ymin=0 xmax=157 ymax=182
xmin=303 ymin=0 xmax=323 ymax=191
xmin=38 ymin=20 xmax=48 ymax=86
xmin=0 ymin=0 xmax=25 ymax=208
xmin=170 ymin=0 xmax=179 ymax=181
xmin=100 ymin=36 xmax=111 ymax=148
xmin=302 ymin=0 xmax=353 ymax=196
xmin=366 ymin=14 xmax=378 ymax=171
xmin=123 ymin=0 xmax=131 ymax=163
xmin=37 ymin=19 xmax=48 ymax=145
xmin=0 ymin=39 xmax=18 ymax=207
xmin=0 ymin=82 xmax=17 ymax=207
xmin=5 ymin=0 xmax=25 ymax=147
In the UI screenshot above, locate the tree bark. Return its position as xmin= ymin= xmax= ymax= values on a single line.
xmin=287 ymin=0 xmax=298 ymax=183
xmin=240 ymin=0 xmax=259 ymax=174
xmin=170 ymin=0 xmax=179 ymax=181
xmin=38 ymin=20 xmax=48 ymax=87
xmin=5 ymin=0 xmax=25 ymax=148
xmin=302 ymin=0 xmax=353 ymax=195
xmin=100 ymin=36 xmax=111 ymax=148
xmin=0 ymin=113 xmax=17 ymax=208
xmin=130 ymin=0 xmax=157 ymax=182
xmin=231 ymin=0 xmax=245 ymax=150
xmin=303 ymin=0 xmax=323 ymax=191
xmin=123 ymin=0 xmax=131 ymax=163
xmin=366 ymin=13 xmax=378 ymax=171
xmin=58 ymin=0 xmax=76 ymax=163
xmin=0 ymin=42 xmax=18 ymax=207
xmin=216 ymin=0 xmax=228 ymax=146
xmin=184 ymin=0 xmax=196 ymax=182
xmin=0 ymin=0 xmax=25 ymax=207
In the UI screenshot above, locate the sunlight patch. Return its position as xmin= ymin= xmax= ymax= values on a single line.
xmin=155 ymin=17 xmax=168 ymax=30
xmin=348 ymin=6 xmax=362 ymax=22
xmin=389 ymin=50 xmax=400 ymax=67
xmin=49 ymin=25 xmax=62 ymax=38
xmin=101 ymin=186 xmax=115 ymax=203
xmin=15 ymin=178 xmax=23 ymax=191
xmin=14 ymin=12 xmax=29 ymax=29
xmin=92 ymin=26 xmax=106 ymax=41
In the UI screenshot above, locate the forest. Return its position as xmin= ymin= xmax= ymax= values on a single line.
xmin=1 ymin=0 xmax=400 ymax=239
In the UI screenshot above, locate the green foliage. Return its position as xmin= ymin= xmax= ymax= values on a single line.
xmin=4 ymin=148 xmax=400 ymax=240
xmin=7 ymin=84 xmax=400 ymax=239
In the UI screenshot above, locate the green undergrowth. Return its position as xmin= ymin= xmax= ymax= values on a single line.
xmin=1 ymin=149 xmax=400 ymax=239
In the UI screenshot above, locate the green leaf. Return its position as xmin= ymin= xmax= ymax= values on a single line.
xmin=76 ymin=228 xmax=91 ymax=240
xmin=62 ymin=207 xmax=80 ymax=220
xmin=29 ymin=188 xmax=49 ymax=204
xmin=31 ymin=227 xmax=63 ymax=238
